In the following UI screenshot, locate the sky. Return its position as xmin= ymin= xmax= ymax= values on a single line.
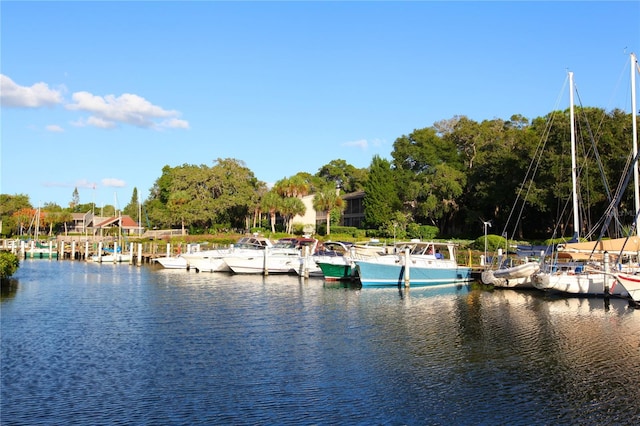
xmin=1 ymin=1 xmax=639 ymax=209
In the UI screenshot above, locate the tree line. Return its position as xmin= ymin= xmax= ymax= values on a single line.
xmin=1 ymin=107 xmax=637 ymax=241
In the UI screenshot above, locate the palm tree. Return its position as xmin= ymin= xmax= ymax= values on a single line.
xmin=280 ymin=197 xmax=306 ymax=234
xmin=313 ymin=185 xmax=345 ymax=235
xmin=261 ymin=191 xmax=282 ymax=233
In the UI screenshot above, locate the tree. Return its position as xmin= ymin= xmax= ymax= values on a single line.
xmin=363 ymin=156 xmax=399 ymax=230
xmin=70 ymin=187 xmax=80 ymax=210
xmin=317 ymin=159 xmax=368 ymax=193
xmin=313 ymin=184 xmax=345 ymax=235
xmin=123 ymin=187 xmax=139 ymax=220
xmin=261 ymin=191 xmax=282 ymax=233
xmin=280 ymin=197 xmax=306 ymax=234
xmin=0 ymin=194 xmax=32 ymax=237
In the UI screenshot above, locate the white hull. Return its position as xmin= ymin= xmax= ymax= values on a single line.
xmin=186 ymin=255 xmax=231 ymax=273
xmin=223 ymin=252 xmax=302 ymax=275
xmin=533 ymin=271 xmax=628 ymax=297
xmin=154 ymin=256 xmax=188 ymax=269
xmin=481 ymin=262 xmax=540 ymax=289
xmin=612 ymin=273 xmax=640 ymax=303
xmin=91 ymin=254 xmax=132 ymax=263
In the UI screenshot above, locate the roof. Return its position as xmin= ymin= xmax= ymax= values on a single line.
xmin=94 ymin=215 xmax=140 ymax=229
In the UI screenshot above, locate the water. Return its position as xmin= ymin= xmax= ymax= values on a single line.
xmin=2 ymin=260 xmax=639 ymax=425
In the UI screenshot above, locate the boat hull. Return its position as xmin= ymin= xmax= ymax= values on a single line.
xmin=154 ymin=256 xmax=188 ymax=269
xmin=612 ymin=273 xmax=640 ymax=303
xmin=481 ymin=262 xmax=540 ymax=288
xmin=223 ymin=253 xmax=301 ymax=275
xmin=533 ymin=271 xmax=627 ymax=297
xmin=316 ymin=261 xmax=354 ymax=281
xmin=355 ymin=259 xmax=472 ymax=287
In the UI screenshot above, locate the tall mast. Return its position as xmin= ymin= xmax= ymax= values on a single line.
xmin=569 ymin=71 xmax=580 ymax=239
xmin=631 ymin=53 xmax=639 ymax=237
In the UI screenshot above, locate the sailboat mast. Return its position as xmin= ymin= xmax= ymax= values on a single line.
xmin=569 ymin=71 xmax=580 ymax=239
xmin=631 ymin=53 xmax=639 ymax=237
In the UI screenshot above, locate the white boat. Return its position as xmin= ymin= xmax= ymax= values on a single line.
xmin=154 ymin=255 xmax=188 ymax=269
xmin=481 ymin=261 xmax=541 ymax=288
xmin=224 ymin=237 xmax=318 ymax=275
xmin=533 ymin=66 xmax=639 ymax=298
xmin=354 ymin=240 xmax=472 ymax=287
xmin=611 ymin=272 xmax=640 ymax=305
xmin=92 ymin=253 xmax=132 ymax=263
xmin=533 ymin=266 xmax=626 ymax=297
xmin=181 ymin=236 xmax=273 ymax=272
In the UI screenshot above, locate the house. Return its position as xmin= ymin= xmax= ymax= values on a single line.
xmin=340 ymin=191 xmax=365 ymax=228
xmin=291 ymin=191 xmax=366 ymax=233
xmin=94 ymin=215 xmax=144 ymax=236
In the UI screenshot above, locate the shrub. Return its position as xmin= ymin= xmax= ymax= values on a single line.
xmin=0 ymin=252 xmax=20 ymax=280
xmin=471 ymin=234 xmax=507 ymax=252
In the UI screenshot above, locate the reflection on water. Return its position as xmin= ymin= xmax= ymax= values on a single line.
xmin=2 ymin=260 xmax=639 ymax=425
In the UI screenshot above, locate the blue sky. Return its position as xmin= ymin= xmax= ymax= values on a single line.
xmin=1 ymin=1 xmax=639 ymax=209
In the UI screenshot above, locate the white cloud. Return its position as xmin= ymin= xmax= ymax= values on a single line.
xmin=342 ymin=138 xmax=369 ymax=149
xmin=0 ymin=74 xmax=64 ymax=107
xmin=75 ymin=179 xmax=97 ymax=189
xmin=45 ymin=124 xmax=64 ymax=132
xmin=159 ymin=118 xmax=190 ymax=129
xmin=66 ymin=91 xmax=189 ymax=130
xmin=101 ymin=178 xmax=126 ymax=188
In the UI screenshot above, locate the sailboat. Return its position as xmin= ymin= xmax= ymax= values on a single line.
xmin=610 ymin=53 xmax=640 ymax=305
xmin=25 ymin=205 xmax=58 ymax=259
xmin=533 ymin=56 xmax=640 ymax=298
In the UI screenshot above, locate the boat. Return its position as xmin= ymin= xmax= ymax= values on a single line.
xmin=353 ymin=240 xmax=472 ymax=287
xmin=481 ymin=260 xmax=541 ymax=288
xmin=181 ymin=235 xmax=273 ymax=272
xmin=25 ymin=240 xmax=58 ymax=259
xmin=313 ymin=241 xmax=356 ymax=281
xmin=23 ymin=206 xmax=58 ymax=259
xmin=353 ymin=239 xmax=389 ymax=256
xmin=611 ymin=272 xmax=640 ymax=305
xmin=91 ymin=246 xmax=132 ymax=263
xmin=533 ymin=65 xmax=640 ymax=298
xmin=223 ymin=237 xmax=318 ymax=275
xmin=154 ymin=255 xmax=188 ymax=269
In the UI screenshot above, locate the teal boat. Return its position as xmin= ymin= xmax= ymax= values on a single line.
xmin=354 ymin=241 xmax=472 ymax=287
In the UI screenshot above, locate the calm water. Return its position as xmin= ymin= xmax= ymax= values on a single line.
xmin=2 ymin=260 xmax=639 ymax=425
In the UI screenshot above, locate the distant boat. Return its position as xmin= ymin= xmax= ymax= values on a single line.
xmin=354 ymin=241 xmax=472 ymax=288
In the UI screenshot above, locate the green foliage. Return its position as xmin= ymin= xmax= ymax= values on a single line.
xmin=4 ymin=104 xmax=637 ymax=241
xmin=0 ymin=252 xmax=19 ymax=280
xmin=407 ymin=224 xmax=439 ymax=240
xmin=363 ymin=156 xmax=400 ymax=229
xmin=471 ymin=234 xmax=507 ymax=252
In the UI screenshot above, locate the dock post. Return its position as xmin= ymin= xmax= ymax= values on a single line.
xmin=97 ymin=241 xmax=103 ymax=263
xmin=137 ymin=243 xmax=143 ymax=266
xmin=404 ymin=248 xmax=411 ymax=287
xmin=85 ymin=241 xmax=90 ymax=261
xmin=166 ymin=243 xmax=171 ymax=258
xmin=129 ymin=243 xmax=134 ymax=265
xmin=263 ymin=247 xmax=269 ymax=276
xmin=603 ymin=251 xmax=610 ymax=296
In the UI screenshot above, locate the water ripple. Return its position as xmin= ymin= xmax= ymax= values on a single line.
xmin=2 ymin=261 xmax=639 ymax=425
